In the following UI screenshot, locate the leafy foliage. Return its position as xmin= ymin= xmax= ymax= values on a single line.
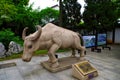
xmin=61 ymin=0 xmax=82 ymax=29
xmin=83 ymin=0 xmax=120 ymax=32
xmin=12 ymin=0 xmax=29 ymax=6
xmin=12 ymin=5 xmax=39 ymax=36
xmin=0 ymin=0 xmax=17 ymax=26
xmin=0 ymin=0 xmax=59 ymax=36
xmin=0 ymin=0 xmax=32 ymax=36
xmin=39 ymin=7 xmax=59 ymax=26
xmin=0 ymin=29 xmax=23 ymax=49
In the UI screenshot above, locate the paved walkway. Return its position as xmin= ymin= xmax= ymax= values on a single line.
xmin=0 ymin=45 xmax=120 ymax=80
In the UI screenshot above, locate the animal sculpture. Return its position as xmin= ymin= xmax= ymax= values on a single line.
xmin=22 ymin=23 xmax=86 ymax=68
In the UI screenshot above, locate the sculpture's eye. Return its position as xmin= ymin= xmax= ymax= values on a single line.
xmin=28 ymin=45 xmax=32 ymax=49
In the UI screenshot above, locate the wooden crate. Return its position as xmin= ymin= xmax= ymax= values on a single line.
xmin=72 ymin=61 xmax=98 ymax=80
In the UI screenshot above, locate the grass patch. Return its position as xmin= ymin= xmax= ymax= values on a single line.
xmin=35 ymin=50 xmax=48 ymax=55
xmin=0 ymin=49 xmax=69 ymax=61
xmin=0 ymin=53 xmax=22 ymax=61
xmin=34 ymin=49 xmax=69 ymax=55
xmin=57 ymin=49 xmax=69 ymax=52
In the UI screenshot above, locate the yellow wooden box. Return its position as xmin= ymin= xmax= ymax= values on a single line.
xmin=72 ymin=61 xmax=98 ymax=80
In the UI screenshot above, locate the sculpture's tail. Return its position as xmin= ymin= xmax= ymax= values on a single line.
xmin=76 ymin=33 xmax=84 ymax=46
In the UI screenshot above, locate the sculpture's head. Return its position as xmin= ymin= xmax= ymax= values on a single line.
xmin=22 ymin=25 xmax=42 ymax=62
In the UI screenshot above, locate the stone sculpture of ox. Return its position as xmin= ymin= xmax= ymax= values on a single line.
xmin=22 ymin=23 xmax=86 ymax=68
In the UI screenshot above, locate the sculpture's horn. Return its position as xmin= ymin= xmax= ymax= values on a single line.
xmin=31 ymin=25 xmax=42 ymax=40
xmin=22 ymin=27 xmax=28 ymax=40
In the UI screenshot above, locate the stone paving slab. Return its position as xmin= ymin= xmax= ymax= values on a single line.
xmin=0 ymin=45 xmax=120 ymax=80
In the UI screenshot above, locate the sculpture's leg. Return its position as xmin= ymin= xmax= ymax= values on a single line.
xmin=48 ymin=44 xmax=60 ymax=68
xmin=70 ymin=49 xmax=76 ymax=57
xmin=79 ymin=47 xmax=86 ymax=60
xmin=76 ymin=46 xmax=85 ymax=60
xmin=74 ymin=37 xmax=86 ymax=60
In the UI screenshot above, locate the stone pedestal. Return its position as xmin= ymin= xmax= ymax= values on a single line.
xmin=41 ymin=57 xmax=86 ymax=72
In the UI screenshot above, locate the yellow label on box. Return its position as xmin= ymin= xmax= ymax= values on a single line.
xmin=72 ymin=61 xmax=98 ymax=80
xmin=75 ymin=61 xmax=97 ymax=75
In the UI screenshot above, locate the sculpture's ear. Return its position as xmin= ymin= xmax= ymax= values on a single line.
xmin=31 ymin=25 xmax=42 ymax=40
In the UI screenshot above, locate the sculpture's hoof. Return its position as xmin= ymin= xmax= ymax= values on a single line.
xmin=70 ymin=55 xmax=76 ymax=58
xmin=51 ymin=62 xmax=59 ymax=68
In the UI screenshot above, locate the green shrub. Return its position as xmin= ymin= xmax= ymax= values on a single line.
xmin=0 ymin=28 xmax=23 ymax=49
